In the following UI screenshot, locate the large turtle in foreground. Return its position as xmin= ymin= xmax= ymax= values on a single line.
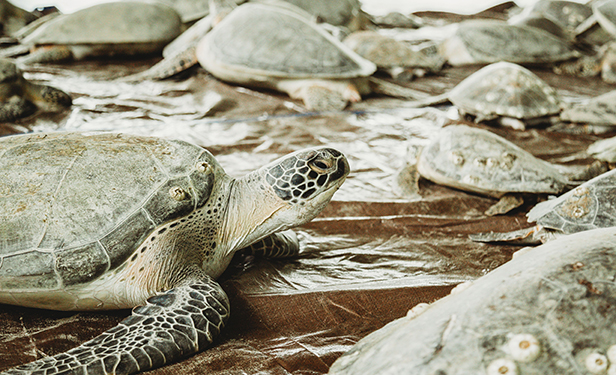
xmin=471 ymin=167 xmax=616 ymax=244
xmin=329 ymin=226 xmax=616 ymax=375
xmin=0 ymin=132 xmax=349 ymax=374
xmin=2 ymin=1 xmax=182 ymax=64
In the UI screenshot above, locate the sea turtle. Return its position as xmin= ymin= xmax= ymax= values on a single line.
xmin=471 ymin=167 xmax=616 ymax=244
xmin=560 ymin=89 xmax=616 ymax=126
xmin=2 ymin=1 xmax=182 ymax=64
xmin=343 ymin=30 xmax=445 ymax=81
xmin=0 ymin=131 xmax=348 ymax=374
xmin=439 ymin=19 xmax=579 ymax=66
xmin=0 ymin=0 xmax=37 ymax=36
xmin=587 ymin=133 xmax=616 ymax=162
xmin=329 ymin=226 xmax=616 ymax=375
xmin=125 ymin=0 xmax=367 ymax=82
xmin=407 ymin=62 xmax=563 ymax=130
xmin=195 ymin=1 xmax=435 ymax=111
xmin=509 ymin=0 xmax=593 ymax=41
xmin=0 ymin=57 xmax=71 ymax=121
xmin=397 ymin=124 xmax=571 ymax=216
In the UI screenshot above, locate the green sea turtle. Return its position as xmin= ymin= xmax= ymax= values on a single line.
xmin=329 ymin=226 xmax=616 ymax=375
xmin=397 ymin=124 xmax=571 ymax=215
xmin=343 ymin=30 xmax=445 ymax=81
xmin=471 ymin=167 xmax=616 ymax=244
xmin=195 ymin=1 xmax=433 ymax=111
xmin=439 ymin=19 xmax=579 ymax=66
xmin=0 ymin=131 xmax=348 ymax=374
xmin=406 ymin=62 xmax=563 ymax=130
xmin=126 ymin=0 xmax=367 ymax=82
xmin=509 ymin=0 xmax=593 ymax=41
xmin=0 ymin=57 xmax=71 ymax=121
xmin=560 ymin=89 xmax=616 ymax=127
xmin=2 ymin=1 xmax=182 ymax=64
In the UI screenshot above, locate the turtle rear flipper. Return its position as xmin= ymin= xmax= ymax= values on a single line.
xmin=123 ymin=45 xmax=199 ymax=82
xmin=2 ymin=272 xmax=229 ymax=375
xmin=0 ymin=96 xmax=36 ymax=121
xmin=469 ymin=226 xmax=545 ymax=245
xmin=242 ymin=230 xmax=300 ymax=258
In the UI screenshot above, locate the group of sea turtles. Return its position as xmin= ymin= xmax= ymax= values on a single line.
xmin=3 ymin=0 xmax=616 ymax=374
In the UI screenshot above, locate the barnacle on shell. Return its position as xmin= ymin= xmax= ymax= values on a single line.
xmin=585 ymin=352 xmax=609 ymax=374
xmin=507 ymin=333 xmax=541 ymax=362
xmin=487 ymin=358 xmax=517 ymax=375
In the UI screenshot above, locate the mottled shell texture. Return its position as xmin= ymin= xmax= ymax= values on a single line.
xmin=527 ymin=168 xmax=616 ymax=234
xmin=0 ymin=132 xmax=217 ymax=292
xmin=22 ymin=1 xmax=182 ymax=45
xmin=448 ymin=62 xmax=562 ymax=120
xmin=198 ymin=2 xmax=375 ymax=80
xmin=417 ymin=124 xmax=568 ymax=197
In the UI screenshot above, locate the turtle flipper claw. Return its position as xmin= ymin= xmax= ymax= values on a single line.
xmin=0 ymin=275 xmax=230 ymax=375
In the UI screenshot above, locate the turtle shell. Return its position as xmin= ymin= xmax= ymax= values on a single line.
xmin=560 ymin=90 xmax=616 ymax=125
xmin=22 ymin=2 xmax=181 ymax=47
xmin=417 ymin=124 xmax=568 ymax=198
xmin=595 ymin=0 xmax=616 ymax=36
xmin=526 ymin=168 xmax=616 ymax=234
xmin=196 ymin=2 xmax=376 ymax=84
xmin=0 ymin=132 xmax=217 ymax=292
xmin=442 ymin=19 xmax=578 ymax=65
xmin=448 ymin=62 xmax=562 ymax=120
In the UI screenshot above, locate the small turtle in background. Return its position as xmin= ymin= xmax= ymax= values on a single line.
xmin=0 ymin=57 xmax=71 ymax=121
xmin=406 ymin=62 xmax=563 ymax=130
xmin=0 ymin=1 xmax=182 ymax=64
xmin=0 ymin=0 xmax=37 ymax=36
xmin=439 ymin=19 xmax=579 ymax=66
xmin=196 ymin=1 xmax=428 ymax=111
xmin=329 ymin=227 xmax=616 ymax=375
xmin=397 ymin=124 xmax=571 ymax=216
xmin=343 ymin=30 xmax=445 ymax=81
xmin=0 ymin=131 xmax=349 ymax=374
xmin=471 ymin=167 xmax=616 ymax=244
xmin=509 ymin=0 xmax=593 ymax=41
xmin=125 ymin=0 xmax=367 ymax=82
xmin=560 ymin=90 xmax=616 ymax=128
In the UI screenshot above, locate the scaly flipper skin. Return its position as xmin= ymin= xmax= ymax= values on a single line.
xmin=243 ymin=230 xmax=300 ymax=259
xmin=1 ymin=273 xmax=229 ymax=375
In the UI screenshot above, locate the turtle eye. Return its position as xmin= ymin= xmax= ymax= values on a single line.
xmin=308 ymin=158 xmax=332 ymax=173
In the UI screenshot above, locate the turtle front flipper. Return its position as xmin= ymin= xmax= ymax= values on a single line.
xmin=484 ymin=194 xmax=524 ymax=216
xmin=0 ymin=96 xmax=36 ymax=121
xmin=2 ymin=274 xmax=229 ymax=375
xmin=242 ymin=230 xmax=300 ymax=259
xmin=17 ymin=45 xmax=73 ymax=65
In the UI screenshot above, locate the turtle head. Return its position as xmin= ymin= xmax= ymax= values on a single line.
xmin=263 ymin=147 xmax=349 ymax=216
xmin=224 ymin=147 xmax=349 ymax=252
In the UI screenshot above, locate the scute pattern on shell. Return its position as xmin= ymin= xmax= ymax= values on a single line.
xmin=448 ymin=62 xmax=561 ymax=120
xmin=0 ymin=132 xmax=219 ymax=293
xmin=526 ymin=168 xmax=616 ymax=234
xmin=451 ymin=19 xmax=578 ymax=64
